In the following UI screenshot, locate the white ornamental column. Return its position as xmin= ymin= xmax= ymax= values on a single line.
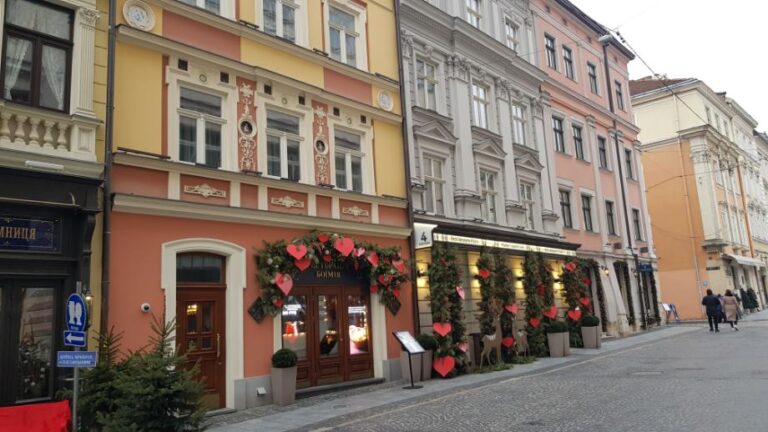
xmin=70 ymin=7 xmax=100 ymax=118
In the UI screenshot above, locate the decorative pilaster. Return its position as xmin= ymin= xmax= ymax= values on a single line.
xmin=70 ymin=7 xmax=100 ymax=117
xmin=236 ymin=77 xmax=257 ymax=172
xmin=311 ymin=101 xmax=331 ymax=185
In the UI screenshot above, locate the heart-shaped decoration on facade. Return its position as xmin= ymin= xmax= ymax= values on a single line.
xmin=275 ymin=273 xmax=293 ymax=296
xmin=564 ymin=261 xmax=577 ymax=272
xmin=432 ymin=322 xmax=452 ymax=337
xmin=273 ymin=298 xmax=284 ymax=308
xmin=334 ymin=238 xmax=355 ymax=256
xmin=529 ymin=317 xmax=541 ymax=328
xmin=317 ymin=233 xmax=330 ymax=243
xmin=456 ymin=286 xmax=465 ymax=299
xmin=367 ymin=252 xmax=379 ymax=267
xmin=392 ymin=259 xmax=406 ymax=273
xmin=504 ymin=303 xmax=519 ymax=315
xmin=377 ymin=274 xmax=392 ymax=286
xmin=286 ymin=244 xmax=307 ymax=260
xmin=356 ymin=247 xmax=367 ymax=257
xmin=501 ymin=337 xmax=515 ymax=348
xmin=543 ymin=305 xmax=558 ymax=319
xmin=458 ymin=342 xmax=469 ymax=353
xmin=370 ymin=284 xmax=378 ymax=293
xmin=478 ymin=268 xmax=491 ymax=279
xmin=579 ymin=297 xmax=591 ymax=306
xmin=294 ymin=258 xmax=311 ymax=272
xmin=433 ymin=355 xmax=455 ymax=377
xmin=393 ymin=288 xmax=400 ymax=299
xmin=323 ymin=254 xmax=333 ymax=263
xmin=567 ymin=309 xmax=582 ymax=321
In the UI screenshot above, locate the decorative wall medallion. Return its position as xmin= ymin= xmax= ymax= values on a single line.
xmin=123 ymin=0 xmax=154 ymax=31
xmin=199 ymin=74 xmax=207 ymax=83
xmin=377 ymin=90 xmax=393 ymax=111
xmin=239 ymin=119 xmax=255 ymax=137
xmin=342 ymin=206 xmax=369 ymax=217
xmin=184 ymin=183 xmax=226 ymax=198
xmin=314 ymin=139 xmax=328 ymax=155
xmin=271 ymin=195 xmax=305 ymax=209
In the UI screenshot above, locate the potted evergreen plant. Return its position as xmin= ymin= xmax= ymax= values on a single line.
xmin=271 ymin=348 xmax=298 ymax=406
xmin=415 ymin=333 xmax=438 ymax=380
xmin=580 ymin=315 xmax=601 ymax=349
xmin=546 ymin=320 xmax=569 ymax=358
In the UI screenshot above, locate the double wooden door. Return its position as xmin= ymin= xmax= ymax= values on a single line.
xmin=281 ymin=285 xmax=373 ymax=388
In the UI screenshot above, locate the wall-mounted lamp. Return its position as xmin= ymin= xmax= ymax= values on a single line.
xmin=417 ymin=269 xmax=426 ymax=278
xmin=600 ymin=265 xmax=610 ymax=276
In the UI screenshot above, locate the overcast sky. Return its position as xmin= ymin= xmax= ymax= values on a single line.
xmin=574 ymin=0 xmax=768 ymax=132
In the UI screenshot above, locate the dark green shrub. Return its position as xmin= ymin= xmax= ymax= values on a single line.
xmin=415 ymin=333 xmax=438 ymax=351
xmin=581 ymin=315 xmax=600 ymax=327
xmin=272 ymin=348 xmax=298 ymax=368
xmin=545 ymin=320 xmax=569 ymax=334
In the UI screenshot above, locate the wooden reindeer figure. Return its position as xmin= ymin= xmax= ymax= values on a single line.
xmin=513 ymin=318 xmax=529 ymax=357
xmin=479 ymin=300 xmax=503 ymax=367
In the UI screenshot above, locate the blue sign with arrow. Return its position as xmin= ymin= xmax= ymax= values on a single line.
xmin=64 ymin=330 xmax=87 ymax=347
xmin=66 ymin=293 xmax=87 ymax=332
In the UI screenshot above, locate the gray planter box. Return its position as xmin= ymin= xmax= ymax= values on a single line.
xmin=547 ymin=332 xmax=567 ymax=357
xmin=581 ymin=325 xmax=601 ymax=349
xmin=400 ymin=351 xmax=422 ymax=382
xmin=421 ymin=350 xmax=433 ymax=380
xmin=271 ymin=366 xmax=297 ymax=406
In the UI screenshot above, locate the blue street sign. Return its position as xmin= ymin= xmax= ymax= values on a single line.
xmin=64 ymin=330 xmax=87 ymax=347
xmin=57 ymin=351 xmax=97 ymax=368
xmin=638 ymin=263 xmax=653 ymax=273
xmin=66 ymin=293 xmax=87 ymax=332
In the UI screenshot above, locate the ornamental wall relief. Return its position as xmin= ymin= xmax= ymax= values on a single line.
xmin=312 ymin=100 xmax=331 ymax=185
xmin=271 ymin=195 xmax=305 ymax=209
xmin=342 ymin=206 xmax=370 ymax=217
xmin=183 ymin=183 xmax=227 ymax=198
xmin=237 ymin=77 xmax=258 ymax=172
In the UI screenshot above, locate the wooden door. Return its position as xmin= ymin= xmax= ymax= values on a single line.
xmin=343 ymin=285 xmax=373 ymax=381
xmin=313 ymin=286 xmax=344 ymax=386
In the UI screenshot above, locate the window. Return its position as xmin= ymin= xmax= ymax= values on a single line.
xmin=2 ymin=0 xmax=73 ymax=112
xmin=480 ymin=171 xmax=497 ymax=223
xmin=180 ymin=0 xmax=220 ymax=14
xmin=573 ymin=125 xmax=584 ymax=160
xmin=263 ymin=0 xmax=297 ymax=42
xmin=466 ymin=0 xmax=481 ymax=28
xmin=606 ymin=200 xmax=617 ymax=235
xmin=588 ymin=63 xmax=598 ymax=94
xmin=505 ymin=18 xmax=517 ymax=50
xmin=552 ymin=117 xmax=565 ymax=152
xmin=615 ymin=81 xmax=625 ymax=110
xmin=416 ymin=59 xmax=437 ymax=111
xmin=624 ymin=148 xmax=634 ymax=179
xmin=266 ymin=109 xmax=301 ymax=180
xmin=715 ymin=113 xmax=721 ymax=132
xmin=560 ymin=190 xmax=572 ymax=228
xmin=545 ymin=35 xmax=557 ymax=69
xmin=177 ymin=253 xmax=225 ymax=284
xmin=563 ymin=46 xmax=574 ymax=79
xmin=598 ymin=136 xmax=608 ymax=168
xmin=329 ymin=7 xmax=358 ymax=67
xmin=179 ymin=87 xmax=223 ymax=168
xmin=706 ymin=106 xmax=712 ymax=125
xmin=582 ymin=195 xmax=593 ymax=232
xmin=632 ymin=209 xmax=643 ymax=241
xmin=334 ymin=129 xmax=363 ymax=192
xmin=423 ymin=157 xmax=445 ymax=214
xmin=472 ymin=83 xmax=489 ymax=129
xmin=520 ymin=182 xmax=535 ymax=229
xmin=511 ymin=104 xmax=526 ymax=146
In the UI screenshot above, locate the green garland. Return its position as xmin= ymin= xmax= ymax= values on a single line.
xmin=254 ymin=231 xmax=409 ymax=317
xmin=475 ymin=251 xmax=517 ymax=362
xmin=561 ymin=258 xmax=595 ymax=348
xmin=475 ymin=252 xmax=495 ymax=335
xmin=428 ymin=243 xmax=468 ymax=377
xmin=522 ymin=252 xmax=555 ymax=357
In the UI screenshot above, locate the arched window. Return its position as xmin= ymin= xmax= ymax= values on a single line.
xmin=176 ymin=253 xmax=225 ymax=284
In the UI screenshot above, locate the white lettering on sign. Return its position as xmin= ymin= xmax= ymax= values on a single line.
xmin=432 ymin=233 xmax=576 ymax=257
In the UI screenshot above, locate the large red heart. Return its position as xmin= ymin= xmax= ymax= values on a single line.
xmin=564 ymin=262 xmax=577 ymax=272
xmin=275 ymin=273 xmax=293 ymax=295
xmin=294 ymin=258 xmax=311 ymax=271
xmin=543 ymin=305 xmax=558 ymax=319
xmin=377 ymin=274 xmax=392 ymax=286
xmin=334 ymin=238 xmax=355 ymax=256
xmin=529 ymin=317 xmax=541 ymax=328
xmin=432 ymin=322 xmax=452 ymax=337
xmin=478 ymin=268 xmax=491 ymax=279
xmin=501 ymin=337 xmax=515 ymax=348
xmin=367 ymin=252 xmax=379 ymax=267
xmin=567 ymin=309 xmax=582 ymax=321
xmin=392 ymin=259 xmax=406 ymax=273
xmin=504 ymin=303 xmax=519 ymax=315
xmin=579 ymin=297 xmax=591 ymax=306
xmin=458 ymin=342 xmax=469 ymax=353
xmin=286 ymin=244 xmax=307 ymax=260
xmin=317 ymin=233 xmax=330 ymax=243
xmin=433 ymin=356 xmax=455 ymax=377
xmin=456 ymin=286 xmax=465 ymax=300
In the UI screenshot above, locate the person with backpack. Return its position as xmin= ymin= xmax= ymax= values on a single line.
xmin=701 ymin=289 xmax=721 ymax=332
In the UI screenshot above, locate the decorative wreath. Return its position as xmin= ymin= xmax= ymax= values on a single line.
xmin=250 ymin=231 xmax=409 ymax=320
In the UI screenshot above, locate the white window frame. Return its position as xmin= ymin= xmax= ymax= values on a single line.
xmin=606 ymin=200 xmax=617 ymax=236
xmin=587 ymin=62 xmax=598 ymax=95
xmin=324 ymin=0 xmax=368 ymax=71
xmin=552 ymin=116 xmax=565 ymax=153
xmin=333 ymin=126 xmax=365 ymax=192
xmin=632 ymin=208 xmax=644 ymax=241
xmin=466 ymin=0 xmax=481 ymax=28
xmin=624 ymin=148 xmax=634 ymax=179
xmin=480 ymin=169 xmax=499 ymax=223
xmin=422 ymin=155 xmax=446 ymax=215
xmin=177 ymin=87 xmax=226 ymax=168
xmin=511 ymin=103 xmax=526 ymax=146
xmin=573 ymin=124 xmax=585 ymax=160
xmin=519 ymin=181 xmax=535 ymax=229
xmin=582 ymin=194 xmax=594 ymax=232
xmin=597 ymin=136 xmax=609 ymax=169
xmin=560 ymin=189 xmax=573 ymax=229
xmin=563 ymin=45 xmax=574 ymax=79
xmin=179 ymin=0 xmax=236 ymax=19
xmin=416 ymin=57 xmax=438 ymax=111
xmin=545 ymin=34 xmax=557 ymax=69
xmin=264 ymin=107 xmax=304 ymax=181
xmin=504 ymin=17 xmax=518 ymax=51
xmin=472 ymin=81 xmax=490 ymax=129
xmin=329 ymin=119 xmax=374 ymax=194
xmin=258 ymin=0 xmax=305 ymax=44
xmin=615 ymin=80 xmax=625 ymax=111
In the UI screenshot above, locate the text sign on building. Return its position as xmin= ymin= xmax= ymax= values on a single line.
xmin=432 ymin=233 xmax=577 ymax=257
xmin=294 ymin=261 xmax=365 ymax=286
xmin=57 ymin=351 xmax=97 ymax=368
xmin=0 ymin=216 xmax=60 ymax=252
xmin=637 ymin=263 xmax=653 ymax=273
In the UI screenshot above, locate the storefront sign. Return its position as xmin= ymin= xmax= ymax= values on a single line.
xmin=432 ymin=233 xmax=576 ymax=257
xmin=295 ymin=261 xmax=365 ymax=285
xmin=414 ymin=223 xmax=438 ymax=249
xmin=0 ymin=216 xmax=60 ymax=252
xmin=637 ymin=263 xmax=654 ymax=273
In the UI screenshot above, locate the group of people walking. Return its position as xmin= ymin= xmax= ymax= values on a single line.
xmin=702 ymin=289 xmax=741 ymax=332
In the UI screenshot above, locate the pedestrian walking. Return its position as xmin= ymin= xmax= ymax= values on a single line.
xmin=716 ymin=294 xmax=724 ymax=323
xmin=702 ymin=289 xmax=721 ymax=332
xmin=722 ymin=289 xmax=740 ymax=331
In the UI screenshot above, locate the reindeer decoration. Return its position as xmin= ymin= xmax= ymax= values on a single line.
xmin=479 ymin=299 xmax=503 ymax=367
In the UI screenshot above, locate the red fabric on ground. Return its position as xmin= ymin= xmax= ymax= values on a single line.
xmin=0 ymin=400 xmax=70 ymax=432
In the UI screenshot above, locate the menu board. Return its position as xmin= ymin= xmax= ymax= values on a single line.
xmin=393 ymin=331 xmax=425 ymax=354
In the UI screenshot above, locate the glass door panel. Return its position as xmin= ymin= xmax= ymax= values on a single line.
xmin=282 ymin=295 xmax=307 ymax=360
xmin=16 ymin=287 xmax=55 ymax=403
xmin=347 ymin=294 xmax=369 ymax=355
xmin=318 ymin=295 xmax=339 ymax=357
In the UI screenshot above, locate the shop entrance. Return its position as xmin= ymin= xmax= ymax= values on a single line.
xmin=281 ymin=285 xmax=373 ymax=388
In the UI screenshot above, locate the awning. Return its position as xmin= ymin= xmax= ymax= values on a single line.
xmin=724 ymin=253 xmax=766 ymax=268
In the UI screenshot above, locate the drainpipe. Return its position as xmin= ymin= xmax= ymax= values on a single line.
xmin=394 ymin=0 xmax=420 ymax=333
xmin=599 ymin=35 xmax=646 ymax=329
xmin=100 ymin=0 xmax=116 ymax=335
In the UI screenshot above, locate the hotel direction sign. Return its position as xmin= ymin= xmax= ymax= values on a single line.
xmin=0 ymin=216 xmax=60 ymax=253
xmin=432 ymin=233 xmax=576 ymax=257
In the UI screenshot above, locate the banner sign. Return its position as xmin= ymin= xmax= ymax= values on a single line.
xmin=432 ymin=233 xmax=576 ymax=257
xmin=0 ymin=216 xmax=60 ymax=252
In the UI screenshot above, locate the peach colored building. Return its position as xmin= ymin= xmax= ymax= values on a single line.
xmin=531 ymin=0 xmax=660 ymax=335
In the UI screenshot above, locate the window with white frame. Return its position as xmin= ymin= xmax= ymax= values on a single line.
xmin=329 ymin=6 xmax=358 ymax=67
xmin=560 ymin=189 xmax=572 ymax=228
xmin=180 ymin=0 xmax=220 ymax=14
xmin=598 ymin=136 xmax=608 ymax=168
xmin=423 ymin=156 xmax=445 ymax=214
xmin=587 ymin=62 xmax=598 ymax=94
xmin=545 ymin=35 xmax=557 ymax=69
xmin=706 ymin=106 xmax=712 ymax=124
xmin=563 ymin=46 xmax=574 ymax=79
xmin=573 ymin=125 xmax=584 ymax=160
xmin=263 ymin=0 xmax=297 ymax=42
xmin=721 ymin=208 xmax=730 ymax=241
xmin=624 ymin=148 xmax=634 ymax=179
xmin=505 ymin=18 xmax=518 ymax=50
xmin=334 ymin=128 xmax=363 ymax=192
xmin=266 ymin=109 xmax=301 ymax=181
xmin=582 ymin=195 xmax=594 ymax=232
xmin=466 ymin=0 xmax=481 ymax=28
xmin=480 ymin=170 xmax=498 ymax=223
xmin=552 ymin=117 xmax=565 ymax=152
xmin=511 ymin=103 xmax=526 ymax=146
xmin=606 ymin=200 xmax=617 ymax=235
xmin=472 ymin=82 xmax=489 ymax=129
xmin=632 ymin=208 xmax=643 ymax=241
xmin=615 ymin=81 xmax=625 ymax=111
xmin=416 ymin=58 xmax=438 ymax=111
xmin=519 ymin=182 xmax=535 ymax=229
xmin=178 ymin=87 xmax=224 ymax=168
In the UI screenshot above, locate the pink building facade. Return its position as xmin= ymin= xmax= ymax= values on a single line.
xmin=531 ymin=0 xmax=660 ymax=335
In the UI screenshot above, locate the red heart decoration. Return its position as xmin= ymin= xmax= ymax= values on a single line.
xmin=529 ymin=317 xmax=541 ymax=328
xmin=273 ymin=298 xmax=284 ymax=308
xmin=537 ymin=284 xmax=546 ymax=297
xmin=392 ymin=259 xmax=406 ymax=273
xmin=286 ymin=244 xmax=307 ymax=260
xmin=275 ymin=273 xmax=293 ymax=296
xmin=370 ymin=284 xmax=378 ymax=293
xmin=564 ymin=262 xmax=577 ymax=272
xmin=377 ymin=274 xmax=392 ymax=286
xmin=367 ymin=252 xmax=379 ymax=267
xmin=579 ymin=297 xmax=591 ymax=306
xmin=502 ymin=337 xmax=515 ymax=348
xmin=504 ymin=303 xmax=519 ymax=315
xmin=317 ymin=233 xmax=330 ymax=243
xmin=294 ymin=258 xmax=311 ymax=271
xmin=543 ymin=305 xmax=558 ymax=319
xmin=458 ymin=342 xmax=469 ymax=353
xmin=478 ymin=268 xmax=491 ymax=279
xmin=356 ymin=247 xmax=366 ymax=257
xmin=432 ymin=322 xmax=452 ymax=337
xmin=334 ymin=238 xmax=355 ymax=257
xmin=567 ymin=309 xmax=582 ymax=321
xmin=433 ymin=356 xmax=455 ymax=377
xmin=456 ymin=286 xmax=465 ymax=299
xmin=582 ymin=277 xmax=592 ymax=286
xmin=323 ymin=254 xmax=333 ymax=263
xmin=393 ymin=288 xmax=400 ymax=299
